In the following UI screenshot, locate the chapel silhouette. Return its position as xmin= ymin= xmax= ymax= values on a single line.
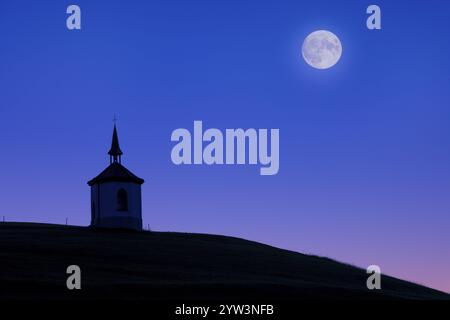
xmin=88 ymin=125 xmax=144 ymax=230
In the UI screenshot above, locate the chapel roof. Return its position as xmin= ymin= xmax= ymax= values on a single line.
xmin=88 ymin=162 xmax=144 ymax=186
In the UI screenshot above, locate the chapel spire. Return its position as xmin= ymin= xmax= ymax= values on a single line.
xmin=108 ymin=124 xmax=123 ymax=163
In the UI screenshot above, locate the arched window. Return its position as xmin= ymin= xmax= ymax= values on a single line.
xmin=117 ymin=188 xmax=128 ymax=211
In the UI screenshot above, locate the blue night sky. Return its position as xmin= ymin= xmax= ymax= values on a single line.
xmin=0 ymin=1 xmax=449 ymax=292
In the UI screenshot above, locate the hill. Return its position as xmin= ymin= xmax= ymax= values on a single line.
xmin=0 ymin=222 xmax=448 ymax=301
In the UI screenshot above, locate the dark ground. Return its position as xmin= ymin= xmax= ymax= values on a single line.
xmin=0 ymin=222 xmax=448 ymax=301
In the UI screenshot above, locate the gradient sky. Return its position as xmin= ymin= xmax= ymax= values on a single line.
xmin=1 ymin=0 xmax=449 ymax=292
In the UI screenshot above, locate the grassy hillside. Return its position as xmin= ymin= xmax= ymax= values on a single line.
xmin=0 ymin=222 xmax=448 ymax=301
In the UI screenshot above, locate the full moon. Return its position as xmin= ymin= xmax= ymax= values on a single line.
xmin=302 ymin=30 xmax=342 ymax=69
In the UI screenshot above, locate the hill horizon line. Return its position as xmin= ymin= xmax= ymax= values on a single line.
xmin=0 ymin=222 xmax=448 ymax=300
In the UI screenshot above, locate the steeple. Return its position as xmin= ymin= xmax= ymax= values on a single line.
xmin=108 ymin=125 xmax=123 ymax=163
